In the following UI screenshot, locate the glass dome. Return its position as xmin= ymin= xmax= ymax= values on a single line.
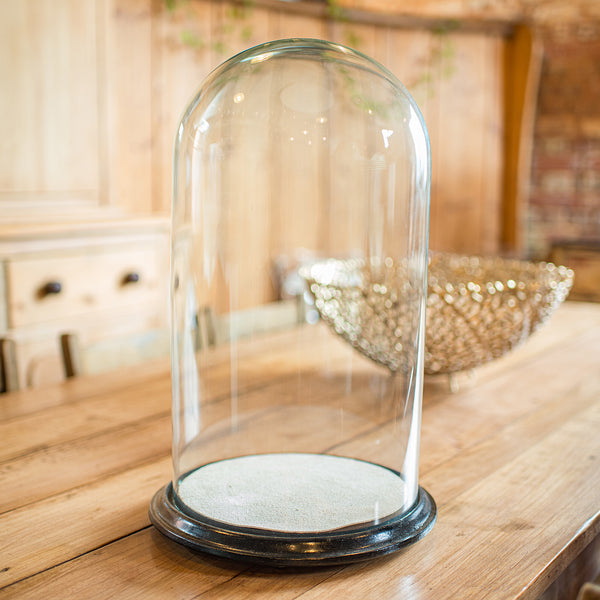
xmin=150 ymin=38 xmax=435 ymax=565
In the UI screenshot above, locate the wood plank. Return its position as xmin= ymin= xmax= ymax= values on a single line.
xmin=217 ymin=2 xmax=275 ymax=55
xmin=1 ymin=0 xmax=515 ymax=264
xmin=272 ymin=7 xmax=327 ymax=40
xmin=551 ymin=243 xmax=600 ymax=302
xmin=539 ymin=535 xmax=600 ymax=600
xmin=1 ymin=300 xmax=593 ymax=423
xmin=101 ymin=0 xmax=153 ymax=212
xmin=0 ymin=364 xmax=379 ymax=514
xmin=2 ymin=304 xmax=592 ymax=516
xmin=0 ymin=359 xmax=170 ymax=421
xmin=0 ymin=528 xmax=253 ymax=600
xmin=336 ymin=0 xmax=522 ymax=25
xmin=198 ymin=306 xmax=600 ymax=483
xmin=254 ymin=0 xmax=514 ymax=34
xmin=421 ymin=357 xmax=600 ymax=507
xmin=430 ymin=32 xmax=504 ymax=254
xmin=0 ymin=416 xmax=171 ymax=514
xmin=266 ymin=10 xmax=329 ymax=283
xmin=253 ymin=403 xmax=600 ymax=600
xmin=430 ymin=404 xmax=600 ymax=600
xmin=0 ymin=357 xmax=392 ymax=584
xmin=0 ymin=0 xmax=99 ymax=197
xmin=419 ymin=29 xmax=443 ymax=253
xmin=385 ymin=29 xmax=437 ymax=122
xmin=328 ymin=323 xmax=600 ymax=474
xmin=3 ymin=325 xmax=598 ymax=597
xmin=151 ymin=0 xmax=215 ymax=214
xmin=0 ymin=322 xmax=335 ymax=423
xmin=0 ymin=458 xmax=171 ymax=588
xmin=0 ymin=376 xmax=171 ymax=462
xmin=0 ymin=366 xmax=396 ymax=584
xmin=479 ymin=35 xmax=504 ymax=255
xmin=0 ymin=305 xmax=597 ymax=485
xmin=216 ymin=5 xmax=277 ymax=310
xmin=502 ymin=25 xmax=542 ymax=255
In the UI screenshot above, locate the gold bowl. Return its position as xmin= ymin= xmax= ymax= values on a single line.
xmin=302 ymin=253 xmax=574 ymax=375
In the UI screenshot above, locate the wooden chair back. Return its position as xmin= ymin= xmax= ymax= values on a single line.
xmin=0 ymin=337 xmax=19 ymax=393
xmin=200 ymin=297 xmax=305 ymax=348
xmin=60 ymin=329 xmax=170 ymax=378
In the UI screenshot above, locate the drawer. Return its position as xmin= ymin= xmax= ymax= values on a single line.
xmin=5 ymin=243 xmax=167 ymax=329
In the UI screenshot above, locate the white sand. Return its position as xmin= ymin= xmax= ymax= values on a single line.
xmin=177 ymin=453 xmax=405 ymax=533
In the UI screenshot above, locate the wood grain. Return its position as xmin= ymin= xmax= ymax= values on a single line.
xmin=0 ymin=458 xmax=171 ymax=587
xmin=502 ymin=25 xmax=543 ymax=255
xmin=430 ymin=32 xmax=504 ymax=254
xmin=0 ymin=415 xmax=170 ymax=513
xmin=101 ymin=0 xmax=153 ymax=211
xmin=0 ymin=0 xmax=533 ymax=263
xmin=0 ymin=302 xmax=598 ymax=599
xmin=336 ymin=0 xmax=523 ymax=23
xmin=0 ymin=0 xmax=99 ymax=200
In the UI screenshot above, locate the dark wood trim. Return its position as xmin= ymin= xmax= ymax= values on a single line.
xmin=0 ymin=338 xmax=19 ymax=393
xmin=502 ymin=24 xmax=543 ymax=255
xmin=60 ymin=333 xmax=83 ymax=379
xmin=246 ymin=0 xmax=516 ymax=36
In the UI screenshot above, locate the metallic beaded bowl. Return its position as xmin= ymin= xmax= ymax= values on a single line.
xmin=301 ymin=253 xmax=574 ymax=375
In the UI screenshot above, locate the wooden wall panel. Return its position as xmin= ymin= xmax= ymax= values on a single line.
xmin=502 ymin=25 xmax=542 ymax=255
xmin=0 ymin=0 xmax=516 ymax=272
xmin=0 ymin=0 xmax=99 ymax=203
xmin=151 ymin=0 xmax=215 ymax=214
xmin=429 ymin=33 xmax=504 ymax=255
xmin=223 ymin=5 xmax=281 ymax=309
xmin=272 ymin=8 xmax=327 ymax=40
xmin=149 ymin=6 xmax=504 ymax=310
xmin=480 ymin=35 xmax=504 ymax=255
xmin=101 ymin=0 xmax=153 ymax=212
xmin=384 ymin=28 xmax=440 ymax=253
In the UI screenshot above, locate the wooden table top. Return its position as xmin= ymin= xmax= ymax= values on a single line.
xmin=1 ymin=301 xmax=599 ymax=599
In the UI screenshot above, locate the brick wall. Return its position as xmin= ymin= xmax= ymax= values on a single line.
xmin=528 ymin=20 xmax=600 ymax=259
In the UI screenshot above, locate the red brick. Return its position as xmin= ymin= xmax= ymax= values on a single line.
xmin=533 ymin=153 xmax=576 ymax=171
xmin=534 ymin=114 xmax=579 ymax=136
xmin=541 ymin=170 xmax=577 ymax=194
xmin=527 ymin=17 xmax=600 ymax=259
xmin=578 ymin=171 xmax=600 ymax=194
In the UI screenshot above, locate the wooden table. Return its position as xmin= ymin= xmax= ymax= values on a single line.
xmin=1 ymin=301 xmax=599 ymax=599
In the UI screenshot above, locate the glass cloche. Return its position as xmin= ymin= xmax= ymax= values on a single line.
xmin=150 ymin=38 xmax=435 ymax=565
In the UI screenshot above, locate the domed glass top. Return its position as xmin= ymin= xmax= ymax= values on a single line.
xmin=155 ymin=38 xmax=434 ymax=566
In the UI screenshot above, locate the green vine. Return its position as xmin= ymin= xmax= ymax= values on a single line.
xmin=165 ymin=0 xmax=255 ymax=56
xmin=407 ymin=26 xmax=457 ymax=99
xmin=325 ymin=0 xmax=362 ymax=48
xmin=163 ymin=0 xmax=456 ymax=99
xmin=165 ymin=0 xmax=359 ymax=56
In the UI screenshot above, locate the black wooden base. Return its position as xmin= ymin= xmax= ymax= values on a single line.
xmin=149 ymin=479 xmax=436 ymax=567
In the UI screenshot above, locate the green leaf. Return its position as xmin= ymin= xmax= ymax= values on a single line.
xmin=180 ymin=30 xmax=204 ymax=48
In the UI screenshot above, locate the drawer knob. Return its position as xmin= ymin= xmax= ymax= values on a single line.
xmin=39 ymin=281 xmax=62 ymax=297
xmin=122 ymin=272 xmax=140 ymax=285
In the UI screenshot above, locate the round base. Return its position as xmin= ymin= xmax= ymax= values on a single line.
xmin=149 ymin=478 xmax=436 ymax=566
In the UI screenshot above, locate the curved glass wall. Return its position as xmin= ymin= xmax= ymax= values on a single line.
xmin=152 ymin=38 xmax=434 ymax=565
